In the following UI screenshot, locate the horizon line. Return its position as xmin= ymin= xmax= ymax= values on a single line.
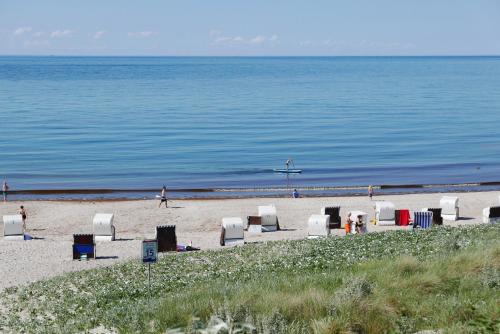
xmin=1 ymin=54 xmax=499 ymax=58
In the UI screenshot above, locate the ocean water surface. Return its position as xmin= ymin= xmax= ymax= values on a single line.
xmin=0 ymin=56 xmax=499 ymax=198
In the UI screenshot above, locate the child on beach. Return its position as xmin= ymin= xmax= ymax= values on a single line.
xmin=2 ymin=180 xmax=8 ymax=202
xmin=292 ymin=189 xmax=299 ymax=198
xmin=159 ymin=186 xmax=168 ymax=208
xmin=345 ymin=212 xmax=352 ymax=235
xmin=19 ymin=205 xmax=27 ymax=230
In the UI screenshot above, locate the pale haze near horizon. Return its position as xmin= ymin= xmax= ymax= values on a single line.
xmin=0 ymin=0 xmax=499 ymax=56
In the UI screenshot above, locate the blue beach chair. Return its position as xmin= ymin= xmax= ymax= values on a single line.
xmin=73 ymin=234 xmax=95 ymax=259
xmin=413 ymin=211 xmax=433 ymax=229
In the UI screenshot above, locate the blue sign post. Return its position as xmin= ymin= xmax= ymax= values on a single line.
xmin=142 ymin=239 xmax=157 ymax=298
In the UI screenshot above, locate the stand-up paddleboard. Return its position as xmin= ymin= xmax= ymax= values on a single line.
xmin=273 ymin=168 xmax=302 ymax=173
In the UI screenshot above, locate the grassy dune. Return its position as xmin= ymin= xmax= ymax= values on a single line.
xmin=0 ymin=225 xmax=499 ymax=333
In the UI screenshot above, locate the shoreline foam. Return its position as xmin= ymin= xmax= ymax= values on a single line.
xmin=4 ymin=180 xmax=500 ymax=201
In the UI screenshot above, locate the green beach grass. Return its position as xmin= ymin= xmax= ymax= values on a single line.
xmin=0 ymin=224 xmax=499 ymax=333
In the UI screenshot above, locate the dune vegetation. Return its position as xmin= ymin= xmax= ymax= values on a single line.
xmin=0 ymin=224 xmax=499 ymax=333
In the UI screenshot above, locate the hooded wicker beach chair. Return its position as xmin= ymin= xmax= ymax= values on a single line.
xmin=349 ymin=210 xmax=368 ymax=234
xmin=247 ymin=216 xmax=262 ymax=233
xmin=156 ymin=225 xmax=177 ymax=252
xmin=308 ymin=214 xmax=330 ymax=238
xmin=413 ymin=211 xmax=433 ymax=229
xmin=258 ymin=205 xmax=280 ymax=232
xmin=440 ymin=196 xmax=459 ymax=221
xmin=93 ymin=213 xmax=115 ymax=241
xmin=3 ymin=215 xmax=24 ymax=240
xmin=422 ymin=208 xmax=443 ymax=225
xmin=220 ymin=217 xmax=245 ymax=246
xmin=483 ymin=206 xmax=500 ymax=224
xmin=73 ymin=234 xmax=95 ymax=259
xmin=321 ymin=206 xmax=341 ymax=229
xmin=375 ymin=201 xmax=396 ymax=226
xmin=395 ymin=209 xmax=411 ymax=226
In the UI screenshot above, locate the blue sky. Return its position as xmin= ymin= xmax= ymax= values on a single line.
xmin=1 ymin=0 xmax=499 ymax=56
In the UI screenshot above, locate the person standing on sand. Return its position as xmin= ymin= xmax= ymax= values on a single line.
xmin=368 ymin=185 xmax=374 ymax=200
xmin=19 ymin=205 xmax=27 ymax=230
xmin=2 ymin=179 xmax=8 ymax=202
xmin=355 ymin=215 xmax=364 ymax=234
xmin=345 ymin=212 xmax=353 ymax=235
xmin=159 ymin=185 xmax=168 ymax=208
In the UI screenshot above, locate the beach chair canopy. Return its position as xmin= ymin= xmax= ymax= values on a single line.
xmin=72 ymin=234 xmax=95 ymax=259
xmin=440 ymin=196 xmax=459 ymax=214
xmin=258 ymin=205 xmax=277 ymax=223
xmin=321 ymin=206 xmax=341 ymax=228
xmin=93 ymin=213 xmax=115 ymax=239
xmin=3 ymin=215 xmax=23 ymax=237
xmin=375 ymin=201 xmax=395 ymax=223
xmin=349 ymin=210 xmax=368 ymax=234
xmin=247 ymin=216 xmax=262 ymax=233
xmin=395 ymin=209 xmax=411 ymax=226
xmin=258 ymin=205 xmax=278 ymax=230
xmin=222 ymin=217 xmax=244 ymax=240
xmin=156 ymin=225 xmax=177 ymax=252
xmin=414 ymin=211 xmax=433 ymax=229
xmin=483 ymin=206 xmax=500 ymax=224
xmin=423 ymin=208 xmax=443 ymax=225
xmin=247 ymin=216 xmax=261 ymax=226
xmin=308 ymin=214 xmax=330 ymax=237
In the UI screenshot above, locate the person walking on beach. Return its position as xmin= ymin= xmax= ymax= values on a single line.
xmin=19 ymin=205 xmax=27 ymax=230
xmin=159 ymin=185 xmax=168 ymax=208
xmin=2 ymin=179 xmax=8 ymax=202
xmin=368 ymin=185 xmax=374 ymax=200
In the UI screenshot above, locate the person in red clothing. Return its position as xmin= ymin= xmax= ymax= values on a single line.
xmin=345 ymin=212 xmax=352 ymax=235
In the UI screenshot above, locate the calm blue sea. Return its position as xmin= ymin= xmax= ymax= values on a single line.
xmin=1 ymin=56 xmax=499 ymax=198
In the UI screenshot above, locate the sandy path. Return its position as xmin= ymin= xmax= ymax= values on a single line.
xmin=1 ymin=191 xmax=499 ymax=291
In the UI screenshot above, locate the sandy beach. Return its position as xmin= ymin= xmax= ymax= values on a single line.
xmin=1 ymin=190 xmax=498 ymax=291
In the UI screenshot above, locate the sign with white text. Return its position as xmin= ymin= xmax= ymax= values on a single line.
xmin=142 ymin=239 xmax=158 ymax=263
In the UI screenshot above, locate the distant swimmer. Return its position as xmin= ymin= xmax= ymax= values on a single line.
xmin=158 ymin=185 xmax=168 ymax=208
xmin=2 ymin=179 xmax=8 ymax=202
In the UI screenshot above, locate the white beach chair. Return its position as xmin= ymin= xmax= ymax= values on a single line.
xmin=375 ymin=201 xmax=396 ymax=226
xmin=482 ymin=206 xmax=500 ymax=224
xmin=440 ymin=196 xmax=459 ymax=221
xmin=350 ymin=210 xmax=368 ymax=234
xmin=308 ymin=214 xmax=330 ymax=238
xmin=258 ymin=205 xmax=278 ymax=232
xmin=220 ymin=217 xmax=245 ymax=246
xmin=247 ymin=216 xmax=262 ymax=234
xmin=93 ymin=213 xmax=115 ymax=241
xmin=3 ymin=215 xmax=24 ymax=240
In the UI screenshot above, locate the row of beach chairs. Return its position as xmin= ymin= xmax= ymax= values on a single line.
xmin=220 ymin=195 xmax=500 ymax=245
xmin=72 ymin=224 xmax=179 ymax=260
xmin=3 ymin=196 xmax=500 ymax=251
